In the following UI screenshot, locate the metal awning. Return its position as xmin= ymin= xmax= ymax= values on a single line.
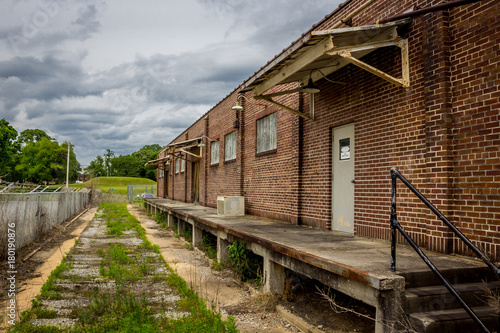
xmin=145 ymin=155 xmax=171 ymax=167
xmin=240 ymin=19 xmax=411 ymax=119
xmin=148 ymin=136 xmax=204 ymax=167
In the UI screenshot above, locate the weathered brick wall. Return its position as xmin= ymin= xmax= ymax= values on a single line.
xmin=450 ymin=0 xmax=500 ymax=259
xmin=202 ymin=91 xmax=242 ymax=208
xmin=242 ymin=87 xmax=301 ymax=223
xmin=156 ymin=0 xmax=500 ymax=259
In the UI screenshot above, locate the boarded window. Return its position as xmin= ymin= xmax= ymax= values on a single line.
xmin=256 ymin=112 xmax=277 ymax=154
xmin=175 ymin=159 xmax=180 ymax=174
xmin=211 ymin=141 xmax=219 ymax=165
xmin=225 ymin=131 xmax=237 ymax=161
xmin=181 ymin=158 xmax=185 ymax=173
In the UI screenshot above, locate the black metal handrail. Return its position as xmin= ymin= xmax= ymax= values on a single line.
xmin=390 ymin=168 xmax=499 ymax=333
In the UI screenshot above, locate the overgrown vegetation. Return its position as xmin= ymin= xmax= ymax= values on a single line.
xmin=11 ymin=202 xmax=237 ymax=333
xmin=227 ymin=240 xmax=263 ymax=285
xmin=201 ymin=232 xmax=218 ymax=260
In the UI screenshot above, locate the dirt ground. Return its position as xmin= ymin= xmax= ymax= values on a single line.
xmin=1 ymin=204 xmax=375 ymax=332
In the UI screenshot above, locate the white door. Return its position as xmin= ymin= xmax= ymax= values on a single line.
xmin=332 ymin=123 xmax=355 ymax=234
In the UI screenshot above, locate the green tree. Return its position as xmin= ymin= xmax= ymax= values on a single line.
xmin=16 ymin=128 xmax=53 ymax=146
xmin=110 ymin=155 xmax=142 ymax=177
xmin=85 ymin=155 xmax=106 ymax=177
xmin=104 ymin=149 xmax=115 ymax=177
xmin=131 ymin=144 xmax=161 ymax=180
xmin=15 ymin=138 xmax=80 ymax=184
xmin=0 ymin=119 xmax=20 ymax=180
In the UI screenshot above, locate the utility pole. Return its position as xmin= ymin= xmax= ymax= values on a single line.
xmin=66 ymin=141 xmax=70 ymax=188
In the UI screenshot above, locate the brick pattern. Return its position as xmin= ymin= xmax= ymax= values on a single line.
xmin=156 ymin=0 xmax=500 ymax=260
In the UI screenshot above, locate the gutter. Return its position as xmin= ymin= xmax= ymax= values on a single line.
xmin=379 ymin=0 xmax=484 ymax=24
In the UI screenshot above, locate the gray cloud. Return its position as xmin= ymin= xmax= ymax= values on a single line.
xmin=0 ymin=0 xmax=343 ymax=165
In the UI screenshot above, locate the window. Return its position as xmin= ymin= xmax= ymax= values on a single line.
xmin=175 ymin=159 xmax=180 ymax=174
xmin=181 ymin=158 xmax=185 ymax=173
xmin=211 ymin=141 xmax=219 ymax=165
xmin=225 ymin=131 xmax=237 ymax=161
xmin=256 ymin=112 xmax=277 ymax=154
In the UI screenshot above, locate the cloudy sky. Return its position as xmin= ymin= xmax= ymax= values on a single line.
xmin=0 ymin=0 xmax=343 ymax=166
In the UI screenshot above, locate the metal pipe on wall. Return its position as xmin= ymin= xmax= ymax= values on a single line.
xmin=379 ymin=0 xmax=484 ymax=24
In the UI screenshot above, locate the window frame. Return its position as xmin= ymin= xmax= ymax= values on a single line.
xmin=210 ymin=140 xmax=220 ymax=166
xmin=256 ymin=112 xmax=277 ymax=155
xmin=224 ymin=131 xmax=237 ymax=162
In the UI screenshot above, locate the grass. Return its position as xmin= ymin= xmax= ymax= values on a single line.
xmin=51 ymin=176 xmax=156 ymax=195
xmin=11 ymin=202 xmax=238 ymax=333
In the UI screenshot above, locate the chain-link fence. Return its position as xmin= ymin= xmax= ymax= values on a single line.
xmin=0 ymin=187 xmax=92 ymax=260
xmin=127 ymin=184 xmax=156 ymax=201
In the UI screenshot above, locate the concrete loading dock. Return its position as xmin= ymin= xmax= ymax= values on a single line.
xmin=144 ymin=198 xmax=498 ymax=333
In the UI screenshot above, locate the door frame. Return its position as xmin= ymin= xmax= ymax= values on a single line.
xmin=331 ymin=123 xmax=355 ymax=234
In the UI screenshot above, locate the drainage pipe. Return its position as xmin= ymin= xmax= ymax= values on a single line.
xmin=379 ymin=0 xmax=484 ymax=24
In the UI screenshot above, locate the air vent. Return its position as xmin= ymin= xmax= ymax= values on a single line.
xmin=217 ymin=196 xmax=245 ymax=216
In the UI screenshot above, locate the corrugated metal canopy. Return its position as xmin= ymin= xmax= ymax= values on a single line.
xmin=241 ymin=18 xmax=411 ymax=96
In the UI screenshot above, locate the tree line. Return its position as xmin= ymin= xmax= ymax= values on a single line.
xmin=0 ymin=119 xmax=161 ymax=184
xmin=84 ymin=145 xmax=161 ymax=181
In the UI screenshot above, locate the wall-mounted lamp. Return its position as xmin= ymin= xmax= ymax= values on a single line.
xmin=232 ymin=104 xmax=244 ymax=112
xmin=301 ymin=77 xmax=320 ymax=94
xmin=177 ymin=151 xmax=183 ymax=158
xmin=165 ymin=161 xmax=170 ymax=166
xmin=197 ymin=139 xmax=206 ymax=148
xmin=232 ymin=94 xmax=246 ymax=129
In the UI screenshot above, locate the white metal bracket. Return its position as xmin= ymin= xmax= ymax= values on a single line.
xmin=328 ymin=38 xmax=409 ymax=88
xmin=254 ymin=90 xmax=314 ymax=120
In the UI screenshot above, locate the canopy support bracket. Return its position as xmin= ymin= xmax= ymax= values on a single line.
xmin=255 ymin=94 xmax=314 ymax=120
xmin=335 ymin=39 xmax=409 ymax=88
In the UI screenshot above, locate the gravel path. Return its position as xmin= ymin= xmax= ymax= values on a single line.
xmin=17 ymin=207 xmax=184 ymax=330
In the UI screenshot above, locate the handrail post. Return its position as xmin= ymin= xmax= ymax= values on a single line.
xmin=390 ymin=168 xmax=397 ymax=272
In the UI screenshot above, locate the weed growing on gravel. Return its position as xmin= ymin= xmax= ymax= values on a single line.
xmin=13 ymin=257 xmax=72 ymax=331
xmin=165 ymin=269 xmax=238 ymax=333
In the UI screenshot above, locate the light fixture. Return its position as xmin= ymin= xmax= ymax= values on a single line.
xmin=302 ymin=77 xmax=320 ymax=94
xmin=232 ymin=104 xmax=244 ymax=112
xmin=197 ymin=139 xmax=206 ymax=148
xmin=232 ymin=93 xmax=246 ymax=112
xmin=177 ymin=151 xmax=183 ymax=158
xmin=165 ymin=161 xmax=170 ymax=166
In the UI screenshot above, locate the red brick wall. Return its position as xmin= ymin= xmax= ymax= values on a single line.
xmin=450 ymin=0 xmax=500 ymax=259
xmin=156 ymin=0 xmax=500 ymax=260
xmin=204 ymin=91 xmax=242 ymax=208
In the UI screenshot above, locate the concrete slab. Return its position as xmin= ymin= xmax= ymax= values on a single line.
xmin=146 ymin=199 xmax=487 ymax=285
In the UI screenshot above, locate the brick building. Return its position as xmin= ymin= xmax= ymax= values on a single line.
xmin=151 ymin=0 xmax=500 ymax=260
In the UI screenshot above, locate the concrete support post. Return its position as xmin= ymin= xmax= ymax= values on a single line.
xmin=167 ymin=213 xmax=174 ymax=228
xmin=374 ymin=290 xmax=404 ymax=333
xmin=178 ymin=219 xmax=186 ymax=236
xmin=217 ymin=236 xmax=229 ymax=263
xmin=193 ymin=225 xmax=203 ymax=247
xmin=263 ymin=251 xmax=285 ymax=294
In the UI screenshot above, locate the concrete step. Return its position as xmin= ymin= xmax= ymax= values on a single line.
xmin=409 ymin=306 xmax=499 ymax=333
xmin=405 ymin=281 xmax=500 ymax=313
xmin=398 ymin=266 xmax=498 ymax=289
